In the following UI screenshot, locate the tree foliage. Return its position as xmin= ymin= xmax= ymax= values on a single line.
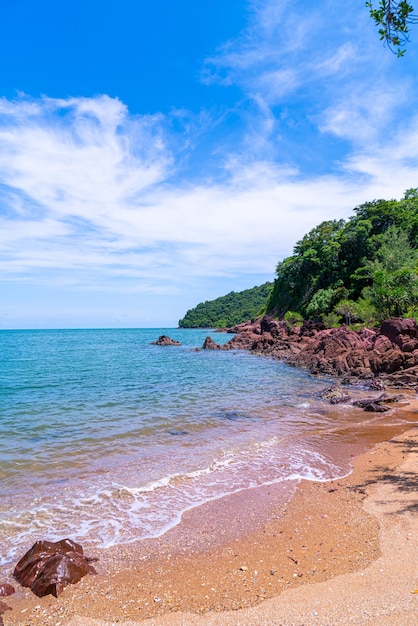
xmin=367 ymin=1 xmax=417 ymax=55
xmin=266 ymin=189 xmax=418 ymax=324
xmin=178 ymin=282 xmax=273 ymax=328
xmin=179 ymin=190 xmax=418 ymax=329
xmin=363 ymin=226 xmax=418 ymax=318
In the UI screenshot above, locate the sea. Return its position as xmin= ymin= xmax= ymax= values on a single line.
xmin=0 ymin=328 xmax=415 ymax=575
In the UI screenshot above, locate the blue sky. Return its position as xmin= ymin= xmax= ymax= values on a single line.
xmin=1 ymin=0 xmax=418 ymax=328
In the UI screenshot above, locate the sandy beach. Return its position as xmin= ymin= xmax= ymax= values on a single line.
xmin=2 ymin=404 xmax=417 ymax=626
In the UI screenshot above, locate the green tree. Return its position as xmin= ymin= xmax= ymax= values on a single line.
xmin=364 ymin=226 xmax=418 ymax=318
xmin=306 ymin=287 xmax=340 ymax=319
xmin=284 ymin=311 xmax=304 ymax=326
xmin=367 ymin=1 xmax=417 ymax=56
xmin=356 ymin=298 xmax=378 ymax=326
xmin=335 ymin=299 xmax=359 ymax=325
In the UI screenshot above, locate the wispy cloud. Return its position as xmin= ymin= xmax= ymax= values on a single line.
xmin=0 ymin=92 xmax=416 ymax=294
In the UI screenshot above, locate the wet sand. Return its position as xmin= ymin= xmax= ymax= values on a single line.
xmin=2 ymin=404 xmax=418 ymax=626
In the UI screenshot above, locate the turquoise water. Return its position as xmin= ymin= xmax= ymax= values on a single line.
xmin=1 ymin=328 xmax=372 ymax=571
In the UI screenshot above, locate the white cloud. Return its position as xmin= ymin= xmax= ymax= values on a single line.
xmin=0 ymin=93 xmax=416 ymax=300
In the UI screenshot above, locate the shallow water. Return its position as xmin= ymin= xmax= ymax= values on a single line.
xmin=0 ymin=328 xmax=414 ymax=573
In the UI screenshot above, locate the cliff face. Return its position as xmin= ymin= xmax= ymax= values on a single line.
xmin=204 ymin=317 xmax=418 ymax=389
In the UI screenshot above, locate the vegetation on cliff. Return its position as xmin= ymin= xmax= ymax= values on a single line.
xmin=178 ymin=282 xmax=273 ymax=328
xmin=266 ymin=188 xmax=418 ymax=325
xmin=179 ymin=188 xmax=418 ymax=329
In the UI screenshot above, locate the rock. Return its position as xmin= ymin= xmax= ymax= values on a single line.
xmin=202 ymin=336 xmax=223 ymax=350
xmin=151 ymin=335 xmax=182 ymax=346
xmin=380 ymin=317 xmax=418 ymax=340
xmin=224 ymin=331 xmax=260 ymax=350
xmin=13 ymin=538 xmax=98 ymax=598
xmin=317 ymin=384 xmax=351 ymax=404
xmin=363 ymin=402 xmax=389 ymax=412
xmin=352 ymin=394 xmax=390 ymax=412
xmin=383 ymin=365 xmax=418 ymax=389
xmin=378 ymin=392 xmax=405 ymax=403
xmin=227 ymin=320 xmax=260 ymax=334
xmin=299 ymin=320 xmax=326 ymax=337
xmin=220 ymin=315 xmax=418 ymax=389
xmin=0 ymin=599 xmax=12 ymax=616
xmin=0 ymin=584 xmax=14 ymax=597
xmin=260 ymin=316 xmax=289 ymax=338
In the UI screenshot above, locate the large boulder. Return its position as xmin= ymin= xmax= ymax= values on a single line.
xmin=380 ymin=318 xmax=418 ymax=352
xmin=13 ymin=539 xmax=97 ymax=598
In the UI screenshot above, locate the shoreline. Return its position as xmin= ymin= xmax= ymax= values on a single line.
xmin=3 ymin=403 xmax=418 ymax=625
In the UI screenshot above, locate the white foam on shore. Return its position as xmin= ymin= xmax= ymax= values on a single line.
xmin=0 ymin=436 xmax=352 ymax=572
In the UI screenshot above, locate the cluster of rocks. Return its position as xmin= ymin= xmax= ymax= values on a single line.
xmin=202 ymin=316 xmax=418 ymax=390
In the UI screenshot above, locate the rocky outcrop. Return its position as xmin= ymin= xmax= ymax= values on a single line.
xmin=151 ymin=335 xmax=182 ymax=346
xmin=202 ymin=337 xmax=223 ymax=350
xmin=222 ymin=316 xmax=418 ymax=389
xmin=13 ymin=539 xmax=97 ymax=598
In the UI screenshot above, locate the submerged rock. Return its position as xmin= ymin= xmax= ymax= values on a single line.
xmin=317 ymin=384 xmax=351 ymax=404
xmin=13 ymin=538 xmax=98 ymax=598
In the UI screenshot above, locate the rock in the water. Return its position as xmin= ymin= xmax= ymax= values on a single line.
xmin=352 ymin=395 xmax=390 ymax=412
xmin=202 ymin=336 xmax=223 ymax=350
xmin=151 ymin=335 xmax=182 ymax=346
xmin=317 ymin=384 xmax=351 ymax=404
xmin=13 ymin=538 xmax=98 ymax=598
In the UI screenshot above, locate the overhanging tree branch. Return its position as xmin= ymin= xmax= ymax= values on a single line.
xmin=366 ymin=1 xmax=418 ymax=55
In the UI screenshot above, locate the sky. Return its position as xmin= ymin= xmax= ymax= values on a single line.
xmin=1 ymin=0 xmax=418 ymax=328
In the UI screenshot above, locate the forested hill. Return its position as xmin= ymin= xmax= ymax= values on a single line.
xmin=179 ymin=188 xmax=418 ymax=329
xmin=266 ymin=188 xmax=418 ymax=325
xmin=178 ymin=282 xmax=273 ymax=328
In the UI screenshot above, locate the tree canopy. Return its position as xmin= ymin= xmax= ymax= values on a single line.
xmin=266 ymin=188 xmax=418 ymax=325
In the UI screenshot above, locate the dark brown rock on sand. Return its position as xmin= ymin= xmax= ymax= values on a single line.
xmin=13 ymin=538 xmax=97 ymax=598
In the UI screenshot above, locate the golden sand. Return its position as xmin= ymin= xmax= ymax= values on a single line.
xmin=3 ymin=404 xmax=418 ymax=626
